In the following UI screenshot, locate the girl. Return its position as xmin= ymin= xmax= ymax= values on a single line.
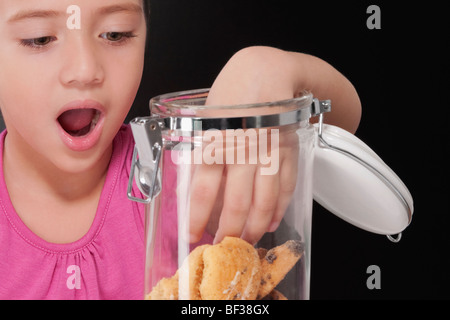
xmin=0 ymin=0 xmax=360 ymax=299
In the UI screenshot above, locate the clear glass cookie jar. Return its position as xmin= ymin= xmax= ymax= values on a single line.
xmin=127 ymin=89 xmax=413 ymax=300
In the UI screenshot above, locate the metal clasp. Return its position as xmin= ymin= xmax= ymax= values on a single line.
xmin=127 ymin=117 xmax=163 ymax=204
xmin=311 ymin=98 xmax=331 ymax=118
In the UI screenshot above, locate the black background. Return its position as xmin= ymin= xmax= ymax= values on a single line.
xmin=128 ymin=0 xmax=449 ymax=299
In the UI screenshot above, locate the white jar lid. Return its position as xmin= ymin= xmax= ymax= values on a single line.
xmin=313 ymin=123 xmax=414 ymax=239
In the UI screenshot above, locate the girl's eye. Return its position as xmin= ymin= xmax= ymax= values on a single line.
xmin=20 ymin=36 xmax=56 ymax=49
xmin=99 ymin=32 xmax=136 ymax=44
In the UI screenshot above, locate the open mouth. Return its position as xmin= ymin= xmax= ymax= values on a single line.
xmin=57 ymin=108 xmax=101 ymax=137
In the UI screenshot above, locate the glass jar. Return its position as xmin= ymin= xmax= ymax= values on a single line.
xmin=127 ymin=89 xmax=413 ymax=300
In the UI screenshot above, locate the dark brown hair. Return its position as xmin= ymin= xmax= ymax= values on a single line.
xmin=142 ymin=0 xmax=150 ymax=24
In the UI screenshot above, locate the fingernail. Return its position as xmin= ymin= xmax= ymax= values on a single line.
xmin=268 ymin=221 xmax=280 ymax=233
xmin=212 ymin=234 xmax=221 ymax=245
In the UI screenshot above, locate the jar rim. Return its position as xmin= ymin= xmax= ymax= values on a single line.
xmin=147 ymin=88 xmax=327 ymax=131
xmin=150 ymin=88 xmax=313 ymax=117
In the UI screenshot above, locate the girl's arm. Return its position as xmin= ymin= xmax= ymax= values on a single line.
xmin=189 ymin=46 xmax=362 ymax=244
xmin=207 ymin=46 xmax=362 ymax=133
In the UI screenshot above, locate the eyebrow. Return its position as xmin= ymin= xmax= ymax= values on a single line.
xmin=7 ymin=10 xmax=62 ymax=23
xmin=7 ymin=3 xmax=143 ymax=24
xmin=96 ymin=3 xmax=144 ymax=16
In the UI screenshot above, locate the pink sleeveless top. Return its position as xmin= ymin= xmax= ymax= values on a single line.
xmin=0 ymin=125 xmax=147 ymax=299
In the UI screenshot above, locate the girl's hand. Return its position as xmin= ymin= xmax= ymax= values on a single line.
xmin=187 ymin=46 xmax=361 ymax=244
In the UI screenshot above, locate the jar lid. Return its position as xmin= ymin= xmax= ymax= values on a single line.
xmin=313 ymin=123 xmax=414 ymax=240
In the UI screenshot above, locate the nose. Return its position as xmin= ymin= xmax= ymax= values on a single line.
xmin=59 ymin=34 xmax=105 ymax=88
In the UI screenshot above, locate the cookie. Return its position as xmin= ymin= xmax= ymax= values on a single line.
xmin=146 ymin=272 xmax=179 ymax=300
xmin=146 ymin=237 xmax=303 ymax=300
xmin=257 ymin=247 xmax=268 ymax=260
xmin=200 ymin=236 xmax=261 ymax=300
xmin=257 ymin=240 xmax=303 ymax=299
xmin=178 ymin=244 xmax=210 ymax=300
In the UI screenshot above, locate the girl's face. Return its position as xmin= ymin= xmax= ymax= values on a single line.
xmin=0 ymin=0 xmax=147 ymax=173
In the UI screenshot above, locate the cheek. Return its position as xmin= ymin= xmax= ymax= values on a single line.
xmin=106 ymin=48 xmax=145 ymax=107
xmin=115 ymin=60 xmax=144 ymax=93
xmin=0 ymin=52 xmax=52 ymax=108
xmin=118 ymin=45 xmax=145 ymax=86
xmin=112 ymin=34 xmax=146 ymax=86
xmin=99 ymin=49 xmax=145 ymax=136
xmin=0 ymin=64 xmax=56 ymax=148
xmin=0 ymin=76 xmax=50 ymax=125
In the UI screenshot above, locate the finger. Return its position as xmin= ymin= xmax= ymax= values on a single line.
xmin=213 ymin=164 xmax=257 ymax=244
xmin=241 ymin=167 xmax=280 ymax=244
xmin=270 ymin=146 xmax=299 ymax=231
xmin=188 ymin=163 xmax=225 ymax=243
